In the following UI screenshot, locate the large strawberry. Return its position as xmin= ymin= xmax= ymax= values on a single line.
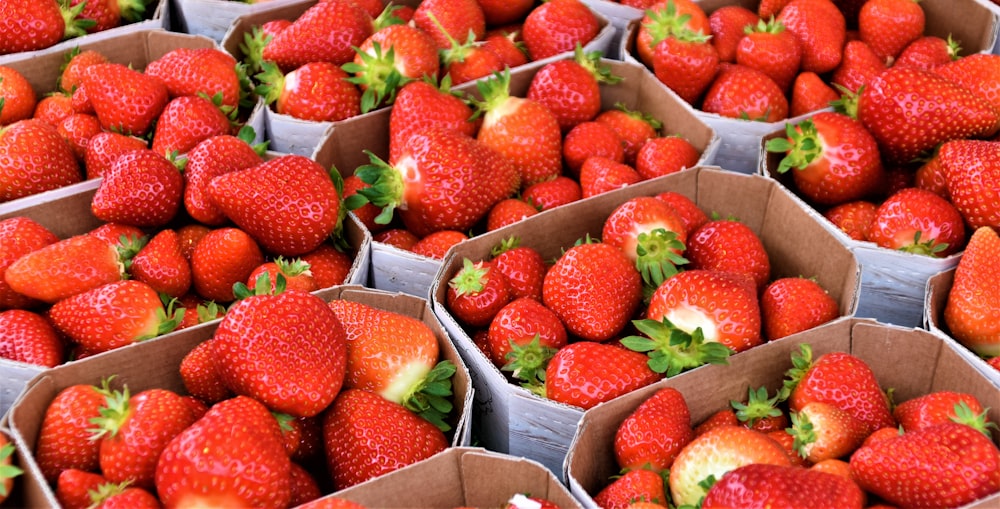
xmin=526 ymin=45 xmax=622 ymax=132
xmin=0 ymin=119 xmax=82 ymax=202
xmin=150 ymin=94 xmax=234 ymax=157
xmin=5 ymin=234 xmax=124 ymax=304
xmin=542 ymin=341 xmax=661 ymax=409
xmin=601 ymin=196 xmax=688 ymax=290
xmin=702 ymin=463 xmax=865 ymax=509
xmin=322 ymin=388 xmax=448 ymax=490
xmin=256 ymin=61 xmax=362 ymax=121
xmin=521 ymin=0 xmax=599 ymax=61
xmin=345 ymin=23 xmax=440 ymax=111
xmin=593 ymin=468 xmax=669 ymax=509
xmin=650 ymin=26 xmax=719 ymax=106
xmin=144 ymin=47 xmax=245 ymax=111
xmin=446 ymin=258 xmax=511 ymax=328
xmin=207 ymin=154 xmax=342 ymax=257
xmin=776 ymin=0 xmax=846 ymax=74
xmin=489 ymin=237 xmax=546 ymax=301
xmin=736 ymin=18 xmax=802 ymax=92
xmin=211 ymin=284 xmax=347 ymax=417
xmin=412 ymin=0 xmax=486 ymax=50
xmin=614 ymin=387 xmax=693 ymax=473
xmin=932 ymin=53 xmax=1000 ymax=115
xmin=858 ymin=0 xmax=924 ymax=61
xmin=0 ymin=0 xmax=89 ymax=54
xmin=260 ymin=0 xmax=374 ymax=72
xmin=893 ymin=391 xmax=994 ymax=434
xmin=944 ymin=226 xmax=1000 ymax=358
xmin=81 ymin=63 xmax=169 ymax=137
xmin=866 ymin=187 xmax=966 ymax=257
xmin=183 ymin=128 xmax=265 ymax=226
xmin=635 ymin=0 xmax=711 ymax=68
xmin=155 ymin=396 xmax=292 ymax=508
xmin=35 ymin=379 xmax=115 ymax=483
xmin=0 ymin=309 xmax=64 ymax=367
xmin=91 ymin=148 xmax=183 ymax=228
xmin=937 ymin=139 xmax=1000 ymax=229
xmin=387 ymin=78 xmax=479 ymax=163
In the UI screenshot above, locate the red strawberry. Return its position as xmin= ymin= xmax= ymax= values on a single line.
xmin=300 ymin=243 xmax=354 ymax=289
xmin=88 ymin=223 xmax=145 ymax=248
xmin=614 ymin=387 xmax=693 ymax=472
xmin=0 ymin=119 xmax=82 ymax=202
xmin=56 ymin=113 xmax=101 ymax=162
xmin=70 ymin=0 xmax=143 ymax=33
xmin=521 ymin=0 xmax=600 ymax=61
xmin=542 ymin=240 xmax=642 ymax=341
xmin=849 ymin=422 xmax=1000 ymax=509
xmin=933 ymin=53 xmax=1000 ymax=116
xmin=172 ymin=293 xmax=223 ymax=331
xmin=787 ymin=400 xmax=868 ymax=463
xmin=489 ymin=237 xmax=546 ymax=301
xmin=708 ymin=5 xmax=761 ymax=63
xmin=35 ymin=380 xmax=115 ymax=483
xmin=790 ymin=71 xmax=840 ymax=117
xmin=322 ymin=388 xmax=448 ymax=489
xmin=91 ymin=148 xmax=183 ymax=228
xmin=736 ymin=17 xmax=802 ymax=92
xmin=895 ymin=35 xmax=960 ymax=70
xmin=412 ymin=0 xmax=486 ymax=50
xmin=521 ymin=176 xmax=582 ymax=211
xmin=437 ymin=29 xmax=506 ymax=87
xmin=482 ymin=30 xmax=528 ymax=68
xmin=183 ymin=129 xmax=265 ymax=226
xmin=634 ymin=136 xmax=700 ymax=180
xmin=55 ymin=469 xmax=107 ymax=509
xmin=702 ymin=463 xmax=865 ymax=509
xmin=212 ymin=287 xmax=347 ymax=417
xmin=257 ymin=61 xmax=362 ymax=120
xmin=487 ymin=198 xmax=540 ymax=231
xmin=701 ymin=63 xmax=788 ymax=122
xmin=593 ymin=468 xmax=669 ymax=509
xmin=822 ymin=200 xmax=878 ymax=241
xmin=543 ymin=341 xmax=661 ymax=409
xmin=346 ymin=24 xmax=440 ymax=110
xmin=777 ymin=0 xmax=846 ymax=74
xmin=373 ymin=228 xmax=419 ymax=250
xmin=246 ymin=257 xmax=318 ymax=293
xmin=477 ymin=0 xmax=532 ymax=25
xmin=830 ymin=39 xmax=888 ymax=94
xmin=0 ymin=217 xmax=58 ymax=309
xmin=594 ymin=104 xmax=662 ymax=165
xmin=866 ymin=187 xmax=966 ymax=256
xmin=766 ymin=111 xmax=884 ymax=205
xmin=938 ymin=140 xmax=1000 ymax=229
xmin=387 ymin=78 xmax=478 ymax=164
xmin=0 ymin=0 xmax=86 ymax=54
xmin=87 ymin=483 xmax=161 ymax=509
xmin=527 ymin=45 xmax=622 ymax=132
xmin=579 ymin=155 xmax=641 ymax=198
xmin=0 ymin=66 xmax=36 ymax=126
xmin=943 ymin=226 xmax=1000 ymax=358
xmin=151 ymin=95 xmax=233 ymax=157
xmin=655 ymin=191 xmax=709 ymax=237
xmin=686 ymin=219 xmax=770 ymax=291
xmin=190 ymin=227 xmax=265 ymax=303
xmin=82 ymin=131 xmax=148 ymax=180
xmin=129 ymin=229 xmax=192 ymax=298
xmin=447 ymin=258 xmax=512 ymax=328
xmin=635 ymin=0 xmax=712 ymax=68
xmin=486 ymin=297 xmax=567 ymax=382
xmin=602 ymin=196 xmax=688 ymax=289
xmin=761 ymin=276 xmax=839 ymax=341
xmin=650 ymin=27 xmax=720 ymax=106
xmin=145 ymin=47 xmax=244 ymax=111
xmin=81 ymin=64 xmax=168 ymax=136
xmin=48 ymin=280 xmax=181 ymax=354
xmin=0 ymin=309 xmax=64 ymax=367
xmin=858 ymin=67 xmax=1000 ymax=164
xmin=59 ymin=49 xmax=108 ymax=95
xmin=561 ymin=121 xmax=625 ymax=176
xmin=155 ymin=396 xmax=292 ymax=508
xmin=411 ymin=229 xmax=469 ymax=260
xmin=893 ymin=391 xmax=994 ymax=434
xmin=758 ymin=0 xmax=793 ymax=19
xmin=32 ymin=93 xmax=75 ymax=127
xmin=179 ymin=338 xmax=232 ymax=405
xmin=261 ymin=0 xmax=374 ymax=71
xmin=4 ymin=234 xmax=123 ymax=304
xmin=288 ymin=462 xmax=322 ymax=507
xmin=858 ymin=0 xmax=924 ymax=61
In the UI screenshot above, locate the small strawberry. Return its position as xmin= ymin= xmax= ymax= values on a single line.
xmin=542 ymin=341 xmax=661 ymax=409
xmin=650 ymin=27 xmax=720 ymax=106
xmin=614 ymin=387 xmax=693 ymax=472
xmin=482 ymin=30 xmax=528 ymax=68
xmin=822 ymin=200 xmax=878 ymax=241
xmin=893 ymin=391 xmax=995 ymax=435
xmin=486 ymin=198 xmax=540 ymax=231
xmin=176 ymin=224 xmax=210 ymax=261
xmin=246 ymin=257 xmax=318 ymax=293
xmin=82 ymin=131 xmax=148 ymax=180
xmin=521 ymin=0 xmax=600 ymax=61
xmin=87 ymin=482 xmax=161 ymax=509
xmin=635 ymin=0 xmax=712 ymax=68
xmin=702 ymin=463 xmax=865 ymax=509
xmin=0 ymin=119 xmax=82 ymax=202
xmin=373 ymin=228 xmax=419 ymax=250
xmin=489 ymin=237 xmax=546 ymax=301
xmin=81 ymin=63 xmax=168 ymax=136
xmin=486 ymin=297 xmax=567 ymax=381
xmin=35 ymin=379 xmax=115 ymax=483
xmin=151 ymin=94 xmax=234 ymax=157
xmin=436 ymin=27 xmax=506 ymax=87
xmin=55 ymin=469 xmax=106 ymax=509
xmin=527 ymin=45 xmax=622 ymax=132
xmin=56 ymin=113 xmax=101 ymax=162
xmin=593 ymin=468 xmax=669 ymax=509
xmin=91 ymin=148 xmax=183 ymax=228
xmin=300 ymin=243 xmax=354 ymax=289
xmin=915 ymin=150 xmax=950 ymax=200
xmin=183 ymin=128 xmax=265 ymax=226
xmin=144 ymin=47 xmax=245 ymax=112
xmin=0 ymin=216 xmax=58 ymax=309
xmin=412 ymin=0 xmax=486 ymax=50
xmin=602 ymin=196 xmax=689 ymax=289
xmin=410 ymin=230 xmax=468 ymax=259
xmin=4 ymin=233 xmax=124 ymax=304
xmin=635 ymin=136 xmax=700 ymax=181
xmin=561 ymin=121 xmax=625 ymax=176
xmin=32 ymin=93 xmax=75 ymax=127
xmin=256 ymin=61 xmax=362 ymax=120
xmin=777 ymin=0 xmax=846 ymax=74
xmin=787 ymin=400 xmax=869 ymax=463
xmin=736 ymin=17 xmax=802 ymax=92
xmin=686 ymin=219 xmax=770 ymax=291
xmin=943 ymin=226 xmax=1000 ymax=358
xmin=447 ymin=258 xmax=512 ymax=328
xmin=345 ymin=24 xmax=440 ymax=110
xmin=179 ymin=338 xmax=232 ymax=405
xmin=594 ymin=104 xmax=662 ymax=165
xmin=858 ymin=0 xmax=925 ymax=61
xmin=761 ymin=276 xmax=839 ymax=341
xmin=288 ymin=463 xmax=323 ymax=507
xmin=0 ymin=66 xmax=36 ymax=126
xmin=260 ymin=0 xmax=374 ymax=71
xmin=521 ymin=176 xmax=582 ymax=211
xmin=702 ymin=63 xmax=789 ymax=122
xmin=708 ymin=5 xmax=761 ymax=63
xmin=866 ymin=187 xmax=966 ymax=257
xmin=579 ymin=156 xmax=641 ymax=198
xmin=894 ymin=35 xmax=960 ymax=70
xmin=0 ymin=309 xmax=64 ymax=367
xmin=655 ymin=191 xmax=709 ymax=237
xmin=830 ymin=39 xmax=887 ymax=94
xmin=129 ymin=229 xmax=192 ymax=298
xmin=789 ymin=71 xmax=840 ymax=118
xmin=190 ymin=227 xmax=265 ymax=303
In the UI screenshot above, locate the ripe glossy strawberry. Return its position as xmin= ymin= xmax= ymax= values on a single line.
xmin=0 ymin=309 xmax=64 ymax=367
xmin=151 ymin=95 xmax=233 ymax=157
xmin=635 ymin=0 xmax=712 ymax=68
xmin=858 ymin=0 xmax=924 ymax=61
xmin=447 ymin=258 xmax=512 ymax=328
xmin=702 ymin=463 xmax=865 ymax=509
xmin=70 ymin=0 xmax=142 ymax=33
xmin=5 ymin=233 xmax=123 ymax=304
xmin=788 ymin=400 xmax=868 ymax=463
xmin=129 ymin=229 xmax=191 ymax=299
xmin=411 ymin=229 xmax=468 ymax=259
xmin=91 ymin=148 xmax=183 ymax=228
xmin=822 ymin=200 xmax=878 ymax=241
xmin=373 ymin=228 xmax=419 ymax=250
xmin=300 ymin=243 xmax=353 ymax=289
xmin=207 ymin=154 xmax=342 ymax=256
xmin=489 ymin=238 xmax=546 ymax=301
xmin=527 ymin=46 xmax=621 ymax=132
xmin=438 ymin=30 xmax=506 ymax=87
xmin=615 ymin=387 xmax=693 ymax=472
xmin=145 ymin=47 xmax=244 ymax=111
xmin=790 ymin=71 xmax=840 ymax=117
xmin=0 ymin=119 xmax=82 ymax=202
xmin=669 ymin=425 xmax=793 ymax=506
xmin=487 ymin=198 xmax=539 ymax=231
xmin=579 ymin=156 xmax=641 ymax=198
xmin=59 ymin=49 xmax=108 ymax=95
xmin=543 ymin=341 xmax=661 ymax=409
xmin=32 ymin=93 xmax=75 ymax=126
xmin=830 ymin=40 xmax=887 ymax=94
xmin=288 ymin=463 xmax=322 ymax=507
xmin=56 ymin=113 xmax=101 ymax=162
xmin=761 ymin=277 xmax=839 ymax=341
xmin=594 ymin=468 xmax=668 ymax=509
xmin=858 ymin=67 xmax=1000 ymax=164
xmin=412 ymin=0 xmax=486 ymax=50
xmin=737 ymin=18 xmax=802 ymax=92
xmin=562 ymin=121 xmax=625 ymax=176
xmin=0 ymin=0 xmax=85 ymax=54
xmin=262 ymin=0 xmax=374 ymax=71
xmin=850 ymin=422 xmax=1000 ymax=509
xmin=542 ymin=241 xmax=642 ymax=341
xmin=686 ymin=219 xmax=770 ymax=291
xmin=213 ymin=287 xmax=347 ymax=417
xmin=55 ymin=469 xmax=107 ymax=509
xmin=87 ymin=223 xmax=145 ymax=248
xmin=347 ymin=24 xmax=440 ymax=110
xmin=783 ymin=344 xmax=896 ymax=435
xmin=387 ymin=78 xmax=478 ymax=163
xmin=933 ymin=53 xmax=1000 ymax=117
xmin=91 ymin=387 xmax=199 ymax=489
xmin=323 ymin=388 xmax=449 ymax=489
xmin=602 ymin=196 xmax=688 ymax=289
xmin=179 ymin=338 xmax=231 ymax=405
xmin=594 ymin=104 xmax=661 ymax=165
xmin=257 ymin=61 xmax=362 ymax=121
xmin=486 ymin=297 xmax=567 ymax=381
xmin=758 ymin=0 xmax=792 ymax=18
xmin=655 ymin=191 xmax=709 ymax=237
xmin=866 ymin=187 xmax=965 ymax=257
xmin=483 ymin=30 xmax=528 ymax=68
xmin=767 ymin=111 xmax=884 ymax=205
xmin=938 ymin=140 xmax=1000 ymax=229
xmin=87 ymin=483 xmax=161 ymax=509
xmin=81 ymin=64 xmax=168 ymax=136
xmin=0 ymin=217 xmax=58 ymax=309
xmin=895 ymin=35 xmax=960 ymax=70
xmin=0 ymin=66 xmax=36 ymax=126
xmin=708 ymin=5 xmax=761 ymax=63
xmin=82 ymin=131 xmax=148 ymax=180
xmin=777 ymin=0 xmax=846 ymax=74
xmin=635 ymin=136 xmax=700 ymax=180
xmin=893 ymin=391 xmax=993 ymax=434
xmin=651 ymin=27 xmax=719 ymax=106
xmin=944 ymin=226 xmax=1000 ymax=358
xmin=183 ymin=129 xmax=264 ymax=226
xmin=247 ymin=257 xmax=318 ymax=293
xmin=156 ymin=395 xmax=292 ymax=508
xmin=522 ymin=176 xmax=582 ymax=211
xmin=190 ymin=227 xmax=265 ymax=303
xmin=35 ymin=380 xmax=115 ymax=483
xmin=522 ymin=0 xmax=599 ymax=61
xmin=701 ymin=63 xmax=788 ymax=122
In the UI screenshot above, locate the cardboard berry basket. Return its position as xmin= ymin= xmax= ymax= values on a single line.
xmin=565 ymin=316 xmax=1000 ymax=509
xmin=311 ymin=447 xmax=583 ymax=508
xmin=313 ymin=57 xmax=721 ymax=299
xmin=5 ymin=285 xmax=473 ymax=508
xmin=219 ymin=0 xmax=618 ymax=156
xmin=618 ymin=0 xmax=1000 ymax=175
xmin=170 ymin=0 xmax=316 ymax=43
xmin=429 ymin=165 xmax=860 ymax=477
xmin=925 ymin=269 xmax=1000 ymax=387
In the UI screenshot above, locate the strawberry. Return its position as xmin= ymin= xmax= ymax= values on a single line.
xmin=782 ymin=344 xmax=896 ymax=435
xmin=542 ymin=341 xmax=661 ymax=409
xmin=915 ymin=149 xmax=950 ymax=199
xmin=489 ymin=237 xmax=546 ymax=301
xmin=261 ymin=0 xmax=374 ymax=71
xmin=527 ymin=45 xmax=622 ymax=132
xmin=56 ymin=469 xmax=107 ymax=509
xmin=602 ymin=196 xmax=688 ymax=289
xmin=482 ymin=30 xmax=528 ymax=68
xmin=0 ymin=309 xmax=64 ymax=367
xmin=155 ymin=396 xmax=292 ymax=508
xmin=288 ymin=463 xmax=322 ymax=507
xmin=579 ymin=155 xmax=641 ymax=198
xmin=129 ymin=229 xmax=191 ymax=299
xmin=895 ymin=35 xmax=960 ymax=70
xmin=91 ymin=148 xmax=183 ymax=228
xmin=562 ymin=121 xmax=625 ymax=176
xmin=654 ymin=191 xmax=709 ymax=237
xmin=346 ymin=24 xmax=440 ymax=110
xmin=0 ymin=119 xmax=82 ymax=202
xmin=787 ymin=400 xmax=868 ymax=463
xmin=708 ymin=5 xmax=761 ymax=63
xmin=830 ymin=39 xmax=887 ymax=94
xmin=81 ymin=63 xmax=169 ymax=137
xmin=373 ymin=228 xmax=420 ymax=250
xmin=257 ymin=61 xmax=362 ymax=120
xmin=593 ymin=468 xmax=669 ymax=509
xmin=5 ymin=233 xmax=124 ymax=304
xmin=933 ymin=53 xmax=1000 ymax=115
xmin=0 ymin=216 xmax=58 ymax=309
xmin=858 ymin=67 xmax=1000 ymax=164
xmin=758 ymin=0 xmax=792 ymax=19
xmin=179 ymin=338 xmax=232 ymax=405
xmin=207 ymin=154 xmax=342 ymax=257
xmin=650 ymin=27 xmax=720 ymax=106
xmin=850 ymin=422 xmax=1000 ymax=509
xmin=635 ymin=136 xmax=700 ymax=180
xmin=190 ymin=227 xmax=265 ymax=303
xmin=300 ymin=243 xmax=353 ymax=289
xmin=87 ymin=483 xmax=161 ymax=509
xmin=822 ymin=200 xmax=878 ymax=241
xmin=686 ymin=219 xmax=770 ymax=291
xmin=702 ymin=463 xmax=865 ymax=509
xmin=668 ymin=425 xmax=793 ymax=506
xmin=542 ymin=240 xmax=642 ymax=341
xmin=322 ymin=388 xmax=449 ymax=489
xmin=59 ymin=48 xmax=109 ymax=95
xmin=412 ymin=230 xmax=469 ymax=260
xmin=32 ymin=93 xmax=75 ymax=127
xmin=212 ymin=285 xmax=347 ymax=417
xmin=761 ymin=277 xmax=839 ymax=341
xmin=789 ymin=71 xmax=840 ymax=118
xmin=594 ymin=104 xmax=662 ymax=165
xmin=412 ymin=0 xmax=486 ymax=50
xmin=436 ymin=27 xmax=506 ymax=87
xmin=614 ymin=387 xmax=693 ymax=472
xmin=866 ymin=187 xmax=966 ymax=257
xmin=35 ymin=379 xmax=115 ymax=483
xmin=777 ymin=0 xmax=846 ymax=74
xmin=521 ymin=0 xmax=599 ymax=61
xmin=475 ymin=70 xmax=562 ymax=188
xmin=893 ymin=391 xmax=995 ymax=435
xmin=858 ymin=0 xmax=924 ymax=61
xmin=90 ymin=387 xmax=199 ymax=489
xmin=476 ymin=0 xmax=532 ymax=25
xmin=701 ymin=63 xmax=788 ymax=122
xmin=151 ymin=95 xmax=233 ymax=157
xmin=246 ymin=257 xmax=318 ymax=293
xmin=0 ymin=0 xmax=88 ymax=55
xmin=635 ymin=0 xmax=712 ymax=68
xmin=487 ymin=198 xmax=539 ymax=231
xmin=0 ymin=66 xmax=36 ymax=126
xmin=82 ymin=131 xmax=148 ymax=180
xmin=70 ymin=0 xmax=144 ymax=34
xmin=522 ymin=176 xmax=582 ymax=211
xmin=56 ymin=113 xmax=101 ymax=162
xmin=87 ymin=223 xmax=145 ymax=249
xmin=731 ymin=386 xmax=790 ymax=434
xmin=736 ymin=18 xmax=802 ymax=92
xmin=486 ymin=297 xmax=567 ymax=382
xmin=447 ymin=258 xmax=512 ymax=328
xmin=938 ymin=140 xmax=1000 ymax=229
xmin=183 ymin=128 xmax=265 ymax=226
xmin=387 ymin=77 xmax=478 ymax=164
xmin=943 ymin=226 xmax=1000 ymax=358
xmin=766 ymin=111 xmax=884 ymax=205
xmin=144 ymin=47 xmax=245 ymax=112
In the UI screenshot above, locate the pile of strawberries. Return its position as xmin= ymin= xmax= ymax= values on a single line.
xmin=590 ymin=344 xmax=1000 ymax=509
xmin=0 ymin=0 xmax=154 ymax=55
xmin=33 ymin=290 xmax=460 ymax=507
xmin=442 ymin=191 xmax=841 ymax=410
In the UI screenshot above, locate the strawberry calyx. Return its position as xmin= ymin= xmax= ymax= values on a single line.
xmin=0 ymin=443 xmax=22 ymax=498
xmin=348 ymin=150 xmax=405 ymax=225
xmin=240 ymin=26 xmax=273 ymax=77
xmin=87 ymin=384 xmax=131 ymax=442
xmin=620 ymin=317 xmax=733 ymax=377
xmin=448 ymin=258 xmax=489 ymax=296
xmin=830 ymin=84 xmax=860 ymax=119
xmin=731 ymin=386 xmax=784 ymax=428
xmin=573 ymin=43 xmax=623 ymax=85
xmin=944 ymin=34 xmax=962 ymax=61
xmin=399 ymin=360 xmax=457 ymax=432
xmin=767 ymin=119 xmax=823 ymax=174
xmin=118 ymin=0 xmax=148 ymax=23
xmin=343 ymin=41 xmax=406 ymax=114
xmin=233 ymin=272 xmax=287 ymax=300
xmin=787 ymin=409 xmax=817 ymax=459
xmin=253 ymin=61 xmax=286 ymax=107
xmin=897 ymin=230 xmax=949 ymax=257
xmin=950 ymin=400 xmax=999 ymax=439
xmin=117 ymin=233 xmax=149 ymax=276
xmin=778 ymin=343 xmax=813 ymax=401
xmin=490 ymin=236 xmax=521 ymax=258
xmin=635 ymin=227 xmax=688 ymax=290
xmin=236 ymin=125 xmax=269 ymax=156
xmin=745 ymin=16 xmax=785 ymax=36
xmin=502 ymin=335 xmax=558 ymax=387
xmin=643 ymin=1 xmax=697 ymax=49
xmin=372 ymin=3 xmax=407 ymax=31
xmin=89 ymin=481 xmax=133 ymax=507
xmin=140 ymin=299 xmax=185 ymax=341
xmin=60 ymin=0 xmax=97 ymax=40
xmin=472 ymin=68 xmax=514 ymax=118
xmin=274 ymin=256 xmax=314 ymax=279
